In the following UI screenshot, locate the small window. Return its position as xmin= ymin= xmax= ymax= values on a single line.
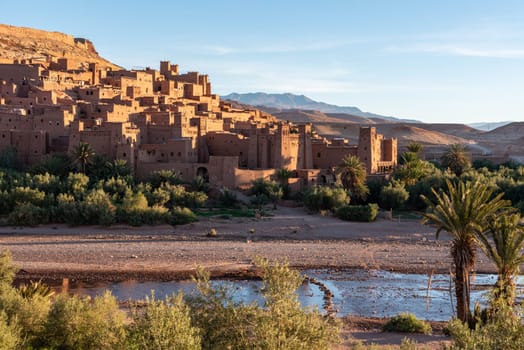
xmin=123 ymin=152 xmax=127 ymax=157
xmin=177 ymin=152 xmax=181 ymax=156
xmin=170 ymin=152 xmax=174 ymax=156
xmin=317 ymin=152 xmax=321 ymax=158
xmin=34 ymin=135 xmax=38 ymax=139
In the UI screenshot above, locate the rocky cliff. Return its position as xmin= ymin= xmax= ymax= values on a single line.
xmin=0 ymin=23 xmax=120 ymax=69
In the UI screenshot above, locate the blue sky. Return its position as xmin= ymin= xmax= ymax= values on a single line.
xmin=1 ymin=0 xmax=523 ymax=123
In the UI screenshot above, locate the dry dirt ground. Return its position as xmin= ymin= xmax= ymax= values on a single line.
xmin=1 ymin=206 xmax=494 ymax=348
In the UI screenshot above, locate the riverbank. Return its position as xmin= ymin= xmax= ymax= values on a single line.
xmin=1 ymin=206 xmax=498 ymax=284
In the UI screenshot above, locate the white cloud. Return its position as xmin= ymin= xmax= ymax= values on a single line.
xmin=386 ymin=44 xmax=524 ymax=58
xmin=179 ymin=39 xmax=367 ymax=56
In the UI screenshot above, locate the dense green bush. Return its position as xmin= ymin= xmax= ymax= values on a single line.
xmin=79 ymin=189 xmax=116 ymax=225
xmin=249 ymin=178 xmax=284 ymax=206
xmin=383 ymin=313 xmax=431 ymax=334
xmin=7 ymin=203 xmax=49 ymax=226
xmin=379 ymin=180 xmax=409 ymax=210
xmin=303 ymin=185 xmax=349 ymax=212
xmin=337 ymin=204 xmax=378 ymax=222
xmin=65 ymin=172 xmax=90 ymax=200
xmin=43 ymin=292 xmax=126 ymax=350
xmin=446 ymin=300 xmax=524 ymax=350
xmin=218 ymin=187 xmax=239 ymax=208
xmin=172 ymin=206 xmax=197 ymax=225
xmin=0 ymin=311 xmax=19 ymax=350
xmin=127 ymin=292 xmax=201 ymax=350
xmin=9 ymin=186 xmax=46 ymax=206
xmin=147 ymin=170 xmax=183 ymax=188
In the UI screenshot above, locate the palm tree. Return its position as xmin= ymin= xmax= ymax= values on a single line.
xmin=406 ymin=142 xmax=424 ymax=155
xmin=275 ymin=168 xmax=293 ymax=199
xmin=106 ymin=159 xmax=131 ymax=178
xmin=441 ymin=144 xmax=471 ymax=177
xmin=335 ymin=155 xmax=369 ymax=201
xmin=422 ymin=179 xmax=510 ymax=324
xmin=71 ymin=142 xmax=95 ymax=173
xmin=275 ymin=168 xmax=293 ymax=185
xmin=477 ymin=213 xmax=524 ymax=305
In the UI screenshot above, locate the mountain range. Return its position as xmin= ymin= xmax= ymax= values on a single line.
xmin=222 ymin=92 xmax=420 ymax=124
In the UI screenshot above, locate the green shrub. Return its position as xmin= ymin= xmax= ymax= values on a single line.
xmin=252 ymin=258 xmax=341 ymax=349
xmin=53 ymin=193 xmax=82 ymax=224
xmin=147 ymin=170 xmax=183 ymax=188
xmin=379 ymin=180 xmax=409 ymax=210
xmin=446 ymin=300 xmax=524 ymax=350
xmin=187 ymin=268 xmax=259 ymax=350
xmin=65 ymin=172 xmax=90 ymax=200
xmin=119 ymin=206 xmax=171 ymax=226
xmin=7 ymin=203 xmax=49 ymax=226
xmin=187 ymin=261 xmax=340 ymax=350
xmin=218 ymin=187 xmax=239 ymax=208
xmin=171 ymin=206 xmax=197 ymax=225
xmin=383 ymin=313 xmax=431 ymax=334
xmin=0 ymin=284 xmax=51 ymax=348
xmin=127 ymin=292 xmax=201 ymax=350
xmin=337 ymin=204 xmax=378 ymax=222
xmin=100 ymin=177 xmax=133 ymax=203
xmin=43 ymin=292 xmax=126 ymax=350
xmin=79 ymin=189 xmax=116 ymax=225
xmin=9 ymin=186 xmax=46 ymax=206
xmin=160 ymin=183 xmax=207 ymax=208
xmin=0 ymin=311 xmax=20 ymax=350
xmin=303 ymin=185 xmax=349 ymax=212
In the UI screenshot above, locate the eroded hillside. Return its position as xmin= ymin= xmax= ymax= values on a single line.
xmin=0 ymin=24 xmax=120 ymax=69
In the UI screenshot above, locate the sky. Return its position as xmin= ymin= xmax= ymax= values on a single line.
xmin=1 ymin=0 xmax=523 ymax=123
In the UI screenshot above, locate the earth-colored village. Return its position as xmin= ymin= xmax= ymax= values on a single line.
xmin=0 ymin=53 xmax=397 ymax=189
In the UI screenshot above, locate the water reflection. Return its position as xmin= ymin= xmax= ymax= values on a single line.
xmin=57 ymin=269 xmax=524 ymax=321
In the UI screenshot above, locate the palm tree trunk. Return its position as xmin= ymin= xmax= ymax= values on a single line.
xmin=455 ymin=264 xmax=472 ymax=324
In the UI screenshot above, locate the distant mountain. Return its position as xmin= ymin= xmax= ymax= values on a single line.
xmin=222 ymin=92 xmax=420 ymax=123
xmin=468 ymin=121 xmax=514 ymax=131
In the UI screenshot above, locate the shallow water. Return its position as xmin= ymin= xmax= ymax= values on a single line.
xmin=57 ymin=269 xmax=524 ymax=321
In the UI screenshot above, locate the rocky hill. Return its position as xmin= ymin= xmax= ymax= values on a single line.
xmin=0 ymin=24 xmax=120 ymax=69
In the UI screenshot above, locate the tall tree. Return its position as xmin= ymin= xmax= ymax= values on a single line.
xmin=335 ymin=155 xmax=369 ymax=201
xmin=478 ymin=213 xmax=524 ymax=306
xmin=71 ymin=142 xmax=95 ymax=174
xmin=422 ymin=180 xmax=509 ymax=324
xmin=441 ymin=144 xmax=471 ymax=177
